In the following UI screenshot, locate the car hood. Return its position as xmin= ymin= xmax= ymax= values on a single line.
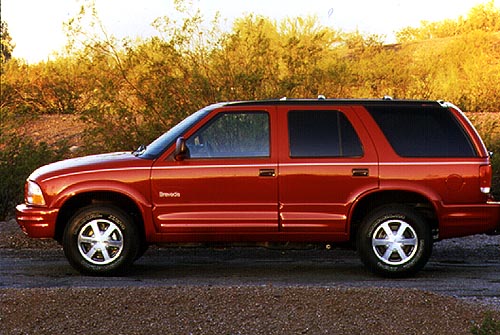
xmin=29 ymin=152 xmax=151 ymax=182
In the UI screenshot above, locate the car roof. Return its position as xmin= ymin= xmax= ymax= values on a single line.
xmin=214 ymin=98 xmax=444 ymax=108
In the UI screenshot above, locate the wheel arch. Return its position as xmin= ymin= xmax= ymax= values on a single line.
xmin=54 ymin=191 xmax=146 ymax=245
xmin=349 ymin=190 xmax=439 ymax=243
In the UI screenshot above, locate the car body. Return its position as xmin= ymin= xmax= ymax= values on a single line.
xmin=16 ymin=98 xmax=500 ymax=276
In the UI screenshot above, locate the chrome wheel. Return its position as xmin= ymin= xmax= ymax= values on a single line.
xmin=371 ymin=219 xmax=418 ymax=266
xmin=357 ymin=205 xmax=432 ymax=277
xmin=64 ymin=205 xmax=140 ymax=275
xmin=77 ymin=218 xmax=124 ymax=265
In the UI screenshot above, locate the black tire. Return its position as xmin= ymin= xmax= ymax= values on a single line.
xmin=63 ymin=205 xmax=140 ymax=275
xmin=357 ymin=205 xmax=432 ymax=277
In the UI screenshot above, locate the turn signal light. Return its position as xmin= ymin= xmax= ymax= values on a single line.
xmin=25 ymin=180 xmax=46 ymax=206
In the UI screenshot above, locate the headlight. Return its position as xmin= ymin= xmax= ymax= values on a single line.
xmin=26 ymin=180 xmax=46 ymax=206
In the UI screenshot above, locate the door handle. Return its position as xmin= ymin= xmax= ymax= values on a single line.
xmin=352 ymin=168 xmax=369 ymax=177
xmin=259 ymin=169 xmax=276 ymax=177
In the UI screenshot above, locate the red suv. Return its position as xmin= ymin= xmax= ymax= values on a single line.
xmin=16 ymin=99 xmax=500 ymax=277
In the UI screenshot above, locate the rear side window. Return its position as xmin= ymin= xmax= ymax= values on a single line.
xmin=366 ymin=105 xmax=477 ymax=157
xmin=288 ymin=110 xmax=363 ymax=158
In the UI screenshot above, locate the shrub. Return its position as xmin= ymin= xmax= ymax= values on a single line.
xmin=0 ymin=130 xmax=69 ymax=219
xmin=471 ymin=312 xmax=500 ymax=335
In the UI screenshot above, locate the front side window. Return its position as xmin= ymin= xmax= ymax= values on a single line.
xmin=138 ymin=106 xmax=213 ymax=159
xmin=288 ymin=110 xmax=363 ymax=158
xmin=186 ymin=111 xmax=270 ymax=159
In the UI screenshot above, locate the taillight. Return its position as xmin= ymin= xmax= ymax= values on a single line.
xmin=479 ymin=165 xmax=492 ymax=194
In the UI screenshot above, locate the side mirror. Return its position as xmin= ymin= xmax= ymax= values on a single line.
xmin=174 ymin=137 xmax=189 ymax=161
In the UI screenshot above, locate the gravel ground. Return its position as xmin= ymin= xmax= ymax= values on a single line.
xmin=1 ymin=219 xmax=499 ymax=335
xmin=1 ymin=286 xmax=497 ymax=335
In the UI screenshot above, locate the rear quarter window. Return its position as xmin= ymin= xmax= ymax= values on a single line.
xmin=366 ymin=105 xmax=477 ymax=158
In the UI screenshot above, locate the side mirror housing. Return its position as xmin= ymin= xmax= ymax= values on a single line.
xmin=174 ymin=137 xmax=189 ymax=161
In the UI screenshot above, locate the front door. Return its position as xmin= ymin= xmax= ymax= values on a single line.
xmin=151 ymin=106 xmax=278 ymax=236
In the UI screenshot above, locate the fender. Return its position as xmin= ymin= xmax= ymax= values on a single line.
xmin=51 ymin=179 xmax=152 ymax=211
xmin=51 ymin=179 xmax=155 ymax=237
xmin=378 ymin=180 xmax=442 ymax=204
xmin=347 ymin=183 xmax=441 ymax=235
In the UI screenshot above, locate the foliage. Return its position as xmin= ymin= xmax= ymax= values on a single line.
xmin=0 ymin=116 xmax=70 ymax=218
xmin=470 ymin=312 xmax=500 ymax=335
xmin=1 ymin=20 xmax=15 ymax=63
xmin=2 ymin=1 xmax=499 ymax=152
xmin=396 ymin=1 xmax=500 ymax=42
xmin=1 ymin=0 xmax=500 ymax=217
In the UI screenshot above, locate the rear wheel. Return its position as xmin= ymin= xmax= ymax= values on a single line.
xmin=357 ymin=205 xmax=432 ymax=277
xmin=63 ymin=205 xmax=140 ymax=275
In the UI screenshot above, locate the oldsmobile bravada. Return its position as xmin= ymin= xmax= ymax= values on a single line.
xmin=16 ymin=98 xmax=500 ymax=277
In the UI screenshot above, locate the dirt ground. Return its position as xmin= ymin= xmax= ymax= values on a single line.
xmin=1 ymin=219 xmax=500 ymax=335
xmin=1 ymin=285 xmax=497 ymax=335
xmin=19 ymin=114 xmax=84 ymax=149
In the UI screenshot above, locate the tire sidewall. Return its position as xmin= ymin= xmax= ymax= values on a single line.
xmin=357 ymin=205 xmax=432 ymax=277
xmin=63 ymin=205 xmax=139 ymax=275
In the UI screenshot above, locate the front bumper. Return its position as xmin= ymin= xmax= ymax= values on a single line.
xmin=15 ymin=204 xmax=59 ymax=238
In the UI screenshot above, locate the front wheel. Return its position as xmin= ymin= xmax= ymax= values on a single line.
xmin=63 ymin=205 xmax=140 ymax=275
xmin=357 ymin=205 xmax=432 ymax=277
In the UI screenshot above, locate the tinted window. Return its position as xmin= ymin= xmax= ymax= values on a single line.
xmin=187 ymin=112 xmax=270 ymax=158
xmin=288 ymin=110 xmax=363 ymax=158
xmin=366 ymin=105 xmax=477 ymax=157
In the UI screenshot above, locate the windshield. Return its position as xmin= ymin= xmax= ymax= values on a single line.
xmin=137 ymin=104 xmax=218 ymax=159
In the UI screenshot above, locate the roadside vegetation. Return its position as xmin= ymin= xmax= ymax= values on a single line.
xmin=471 ymin=312 xmax=500 ymax=335
xmin=1 ymin=1 xmax=500 ymax=218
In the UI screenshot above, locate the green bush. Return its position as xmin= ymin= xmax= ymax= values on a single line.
xmin=471 ymin=312 xmax=500 ymax=335
xmin=0 ymin=132 xmax=69 ymax=219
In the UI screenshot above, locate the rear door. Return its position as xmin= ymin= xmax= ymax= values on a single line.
xmin=277 ymin=105 xmax=379 ymax=235
xmin=151 ymin=105 xmax=279 ymax=235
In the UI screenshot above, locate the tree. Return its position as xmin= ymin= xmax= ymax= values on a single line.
xmin=211 ymin=15 xmax=281 ymax=100
xmin=1 ymin=20 xmax=15 ymax=63
xmin=465 ymin=0 xmax=500 ymax=32
xmin=278 ymin=16 xmax=339 ymax=97
xmin=396 ymin=1 xmax=500 ymax=43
